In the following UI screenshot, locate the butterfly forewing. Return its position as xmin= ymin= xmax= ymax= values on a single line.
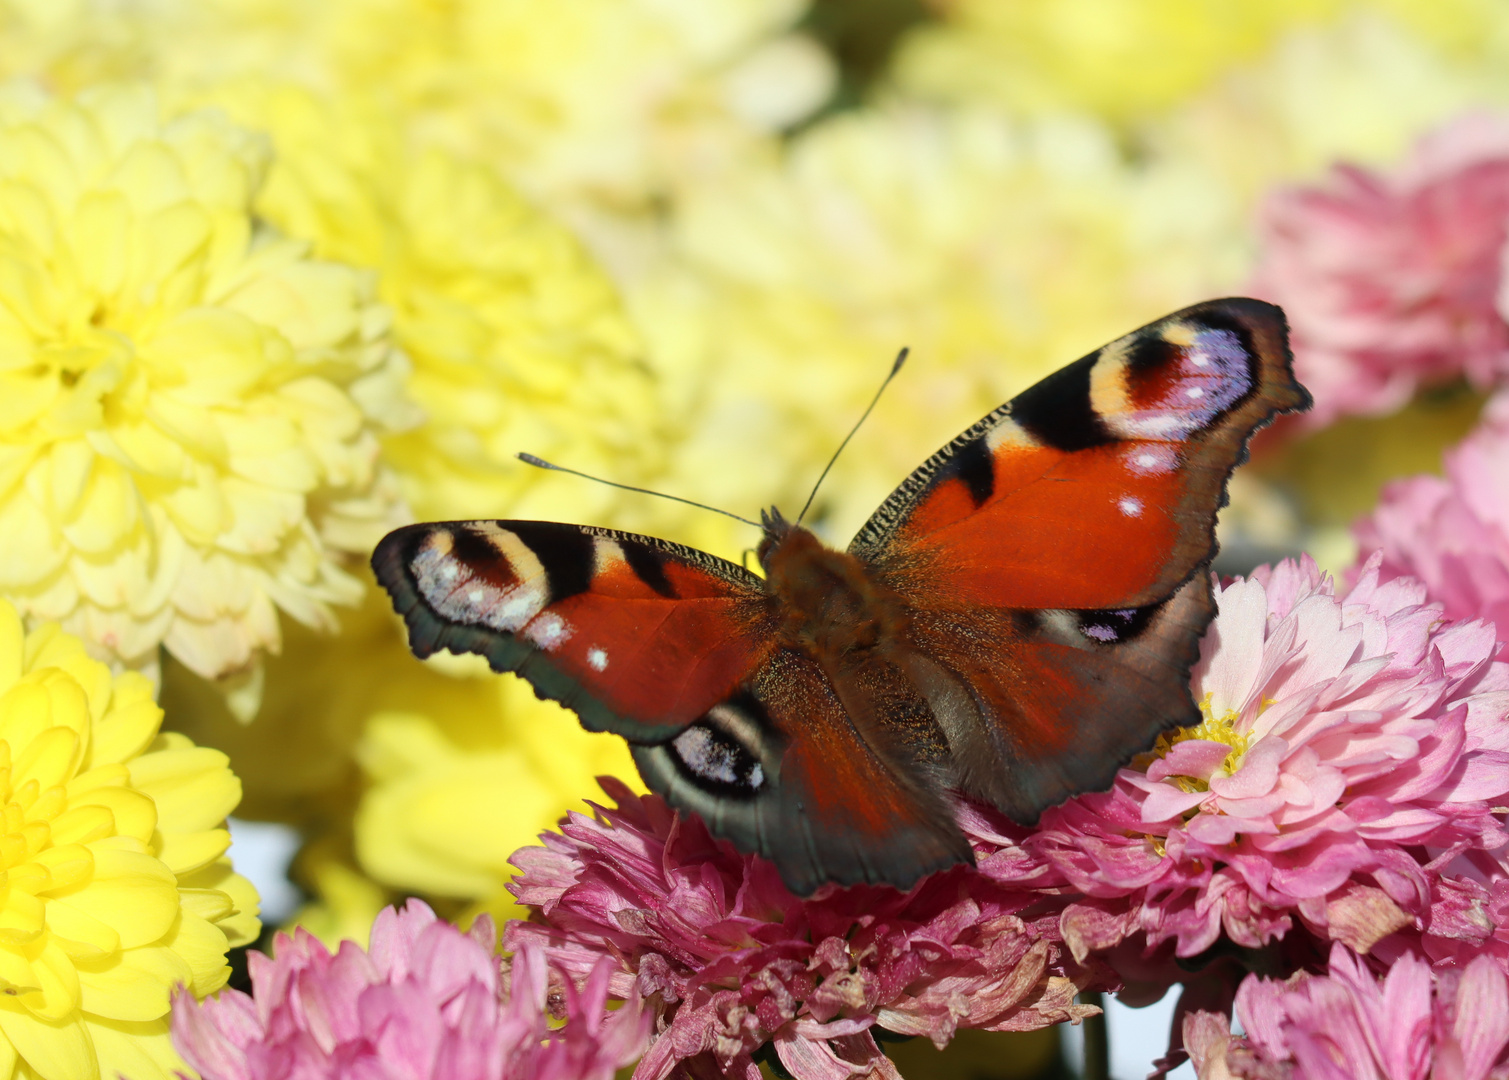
xmin=852 ymin=298 xmax=1307 ymax=610
xmin=372 ymin=519 xmax=774 ymax=742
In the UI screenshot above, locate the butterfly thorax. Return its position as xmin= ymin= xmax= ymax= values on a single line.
xmin=759 ymin=515 xmax=906 ymax=658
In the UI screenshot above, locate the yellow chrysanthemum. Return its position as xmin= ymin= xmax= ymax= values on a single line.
xmin=143 ymin=0 xmax=832 ymax=237
xmin=0 ymin=598 xmax=258 ymax=1080
xmin=192 ymin=83 xmax=663 ymax=526
xmin=354 ymin=678 xmax=637 ymax=901
xmin=0 ymin=84 xmax=409 ymax=687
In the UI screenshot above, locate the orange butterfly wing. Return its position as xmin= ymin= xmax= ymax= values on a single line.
xmin=852 ymin=298 xmax=1306 ymax=609
xmin=853 ymin=298 xmax=1309 ymax=821
xmin=372 ymin=520 xmax=774 ymax=741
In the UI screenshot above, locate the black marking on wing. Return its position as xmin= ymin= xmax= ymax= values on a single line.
xmin=1009 ymin=352 xmax=1113 ymax=452
xmin=949 ymin=437 xmax=996 ymax=506
xmin=848 ymin=400 xmax=1012 ymax=557
xmin=1123 ymin=328 xmax=1181 ymax=379
xmin=447 ymin=524 xmax=509 ymax=577
xmin=622 ymin=542 xmax=677 ymax=598
xmin=505 ymin=521 xmax=595 ymax=601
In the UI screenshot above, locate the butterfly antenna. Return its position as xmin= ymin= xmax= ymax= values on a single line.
xmin=517 ymin=453 xmax=762 ymax=529
xmin=796 ymin=346 xmax=909 ymax=527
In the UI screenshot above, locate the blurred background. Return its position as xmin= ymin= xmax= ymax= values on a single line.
xmin=8 ymin=0 xmax=1509 ymax=1076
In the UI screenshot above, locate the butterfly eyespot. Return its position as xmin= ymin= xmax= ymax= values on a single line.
xmin=1073 ymin=606 xmax=1158 ymax=646
xmin=671 ymin=725 xmax=765 ymax=793
xmin=667 ymin=697 xmax=776 ymax=797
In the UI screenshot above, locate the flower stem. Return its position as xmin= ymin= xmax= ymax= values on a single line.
xmin=1079 ymin=992 xmax=1109 ymax=1080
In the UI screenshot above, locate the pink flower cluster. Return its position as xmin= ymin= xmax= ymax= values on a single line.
xmin=1250 ymin=113 xmax=1509 ymax=425
xmin=172 ymin=899 xmax=649 ymax=1080
xmin=997 ymin=556 xmax=1509 ymax=965
xmin=1184 ymin=943 xmax=1509 ymax=1080
xmin=505 ymin=778 xmax=1097 ymax=1080
xmin=1355 ymin=390 xmax=1509 ymax=638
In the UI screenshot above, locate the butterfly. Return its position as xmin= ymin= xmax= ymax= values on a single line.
xmin=372 ymin=298 xmax=1310 ymax=896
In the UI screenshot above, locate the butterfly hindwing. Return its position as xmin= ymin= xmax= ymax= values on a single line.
xmin=632 ymin=647 xmax=972 ymax=895
xmin=372 ymin=520 xmax=775 ymax=741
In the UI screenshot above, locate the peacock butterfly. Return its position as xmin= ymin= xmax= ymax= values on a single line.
xmin=372 ymin=298 xmax=1310 ymax=896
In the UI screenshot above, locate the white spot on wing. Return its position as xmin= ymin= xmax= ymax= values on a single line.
xmin=1185 ymin=386 xmax=1204 ymax=399
xmin=1127 ymin=445 xmax=1177 ymax=475
xmin=525 ymin=612 xmax=572 ymax=650
xmin=1118 ymin=496 xmax=1143 ymax=516
xmin=587 ymin=647 xmax=608 ymax=671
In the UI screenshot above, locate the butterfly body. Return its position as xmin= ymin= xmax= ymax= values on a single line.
xmin=374 ymin=298 xmax=1311 ymax=896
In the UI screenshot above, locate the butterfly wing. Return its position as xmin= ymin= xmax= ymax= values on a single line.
xmin=372 ymin=520 xmax=776 ymax=741
xmin=854 ymin=298 xmax=1309 ymax=821
xmin=373 ymin=519 xmax=972 ymax=892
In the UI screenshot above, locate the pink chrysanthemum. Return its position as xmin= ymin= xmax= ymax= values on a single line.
xmin=1009 ymin=556 xmax=1509 ymax=966
xmin=1355 ymin=391 xmax=1509 ymax=637
xmin=1182 ymin=943 xmax=1509 ymax=1080
xmin=172 ymin=899 xmax=649 ymax=1080
xmin=504 ymin=779 xmax=1098 ymax=1080
xmin=1250 ymin=113 xmax=1509 ymax=425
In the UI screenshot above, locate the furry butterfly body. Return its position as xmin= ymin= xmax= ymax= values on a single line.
xmin=373 ymin=298 xmax=1310 ymax=895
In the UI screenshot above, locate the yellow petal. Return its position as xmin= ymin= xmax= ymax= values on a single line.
xmin=160 ymin=911 xmax=229 ymax=998
xmin=73 ymin=944 xmax=187 ymax=1022
xmin=176 ymin=861 xmax=259 ymax=950
xmin=66 ymin=787 xmax=155 ymax=845
xmin=43 ymin=896 xmax=119 ymax=961
xmin=0 ymin=605 xmax=22 ymax=694
xmin=82 ymin=690 xmax=160 ymax=771
xmin=31 ymin=844 xmax=92 ymax=894
xmin=126 ymin=746 xmax=238 ymax=834
xmin=52 ymin=847 xmax=177 ymax=949
xmin=47 ymin=809 xmax=112 ymax=849
xmin=153 ymin=828 xmax=228 ymax=877
xmin=83 ymin=1015 xmax=180 ymax=1080
xmin=0 ymin=998 xmax=94 ymax=1080
xmin=24 ymin=941 xmax=80 ymax=1021
xmin=12 ymin=728 xmax=81 ymax=794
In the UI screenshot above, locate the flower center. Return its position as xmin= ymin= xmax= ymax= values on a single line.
xmin=1141 ymin=693 xmax=1249 ymax=794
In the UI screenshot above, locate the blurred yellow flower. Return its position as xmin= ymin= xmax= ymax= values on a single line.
xmin=891 ymin=0 xmax=1507 ymax=126
xmin=0 ymin=84 xmax=409 ymax=688
xmin=195 ymin=83 xmax=663 ymax=526
xmin=145 ymin=0 xmax=833 ymax=244
xmin=0 ymin=598 xmax=258 ymax=1080
xmin=354 ymin=677 xmax=637 ymax=902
